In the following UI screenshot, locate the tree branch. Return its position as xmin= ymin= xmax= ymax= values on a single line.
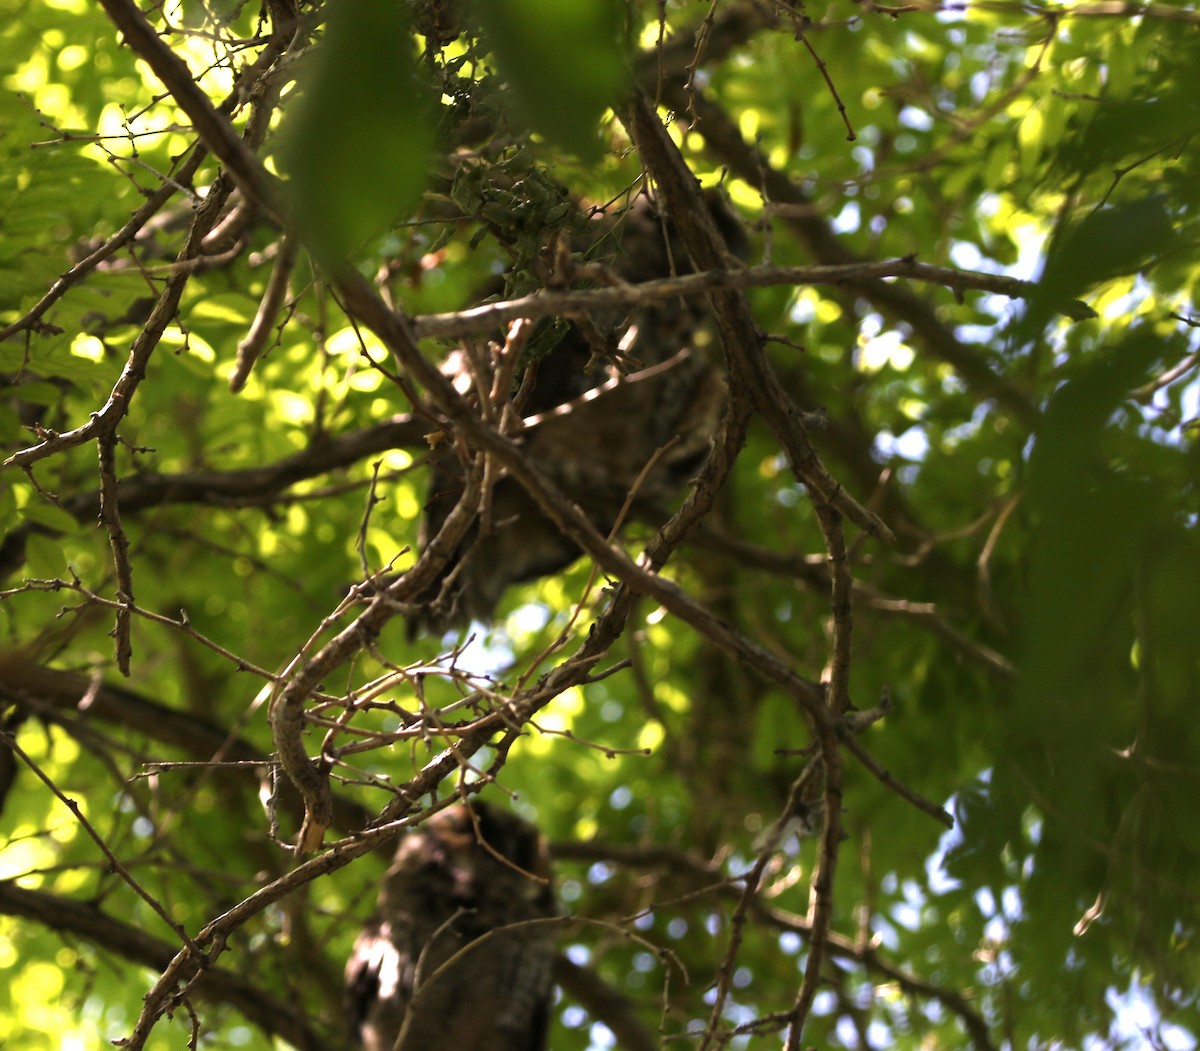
xmin=659 ymin=78 xmax=1042 ymax=428
xmin=0 ymin=880 xmax=334 ymax=1051
xmin=409 ymin=257 xmax=1092 ymax=342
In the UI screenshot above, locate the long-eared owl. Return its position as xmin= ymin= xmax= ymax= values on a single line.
xmin=413 ymin=191 xmax=746 ymax=633
xmin=345 ymin=802 xmax=557 ymax=1051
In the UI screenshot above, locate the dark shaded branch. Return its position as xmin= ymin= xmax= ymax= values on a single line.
xmin=0 ymin=417 xmax=426 ymax=580
xmin=621 ymin=94 xmax=892 ymax=545
xmin=691 ymin=527 xmax=1016 ymax=677
xmin=553 ymin=955 xmax=658 ymax=1051
xmin=0 ymin=653 xmax=373 ymax=834
xmin=621 ymin=89 xmax=859 ymax=1050
xmin=553 ymin=840 xmax=995 ymax=1051
xmin=840 ymin=734 xmax=953 ymax=828
xmin=410 ymin=258 xmax=1092 ymax=342
xmin=0 ymin=880 xmax=334 ymax=1051
xmin=658 ymin=80 xmax=1040 ymax=428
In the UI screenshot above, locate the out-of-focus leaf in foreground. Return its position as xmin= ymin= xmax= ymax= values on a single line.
xmin=278 ymin=3 xmax=433 ymax=267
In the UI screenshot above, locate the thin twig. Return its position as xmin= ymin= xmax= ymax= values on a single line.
xmin=230 ymin=233 xmax=297 ymax=392
xmin=0 ymin=728 xmax=202 ymax=953
xmin=407 ymin=257 xmax=1093 ymax=343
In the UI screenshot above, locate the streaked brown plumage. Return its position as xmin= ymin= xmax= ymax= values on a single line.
xmin=345 ymin=802 xmax=557 ymax=1051
xmin=413 ymin=192 xmax=745 ymax=633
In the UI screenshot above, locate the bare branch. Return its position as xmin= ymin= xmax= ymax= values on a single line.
xmin=409 ymin=257 xmax=1092 ymax=342
xmin=0 ymin=882 xmax=334 ymax=1051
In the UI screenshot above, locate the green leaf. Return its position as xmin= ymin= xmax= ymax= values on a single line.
xmin=473 ymin=0 xmax=627 ymax=161
xmin=1013 ymin=196 xmax=1176 ymax=344
xmin=19 ymin=498 xmax=79 ymax=535
xmin=24 ymin=531 xmax=71 ymax=578
xmin=277 ymin=4 xmax=433 ymax=267
xmin=1020 ymin=332 xmax=1157 ymax=705
xmin=750 ymin=692 xmax=808 ymax=771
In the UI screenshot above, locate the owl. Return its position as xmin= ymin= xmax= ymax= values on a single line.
xmin=345 ymin=802 xmax=558 ymax=1051
xmin=413 ymin=191 xmax=746 ymax=633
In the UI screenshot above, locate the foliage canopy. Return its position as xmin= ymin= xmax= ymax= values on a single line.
xmin=1 ymin=1 xmax=1198 ymax=1049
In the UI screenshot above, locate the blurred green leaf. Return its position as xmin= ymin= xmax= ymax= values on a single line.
xmin=1014 ymin=197 xmax=1175 ymax=344
xmin=278 ymin=4 xmax=433 ymax=267
xmin=472 ymin=0 xmax=627 ymax=161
